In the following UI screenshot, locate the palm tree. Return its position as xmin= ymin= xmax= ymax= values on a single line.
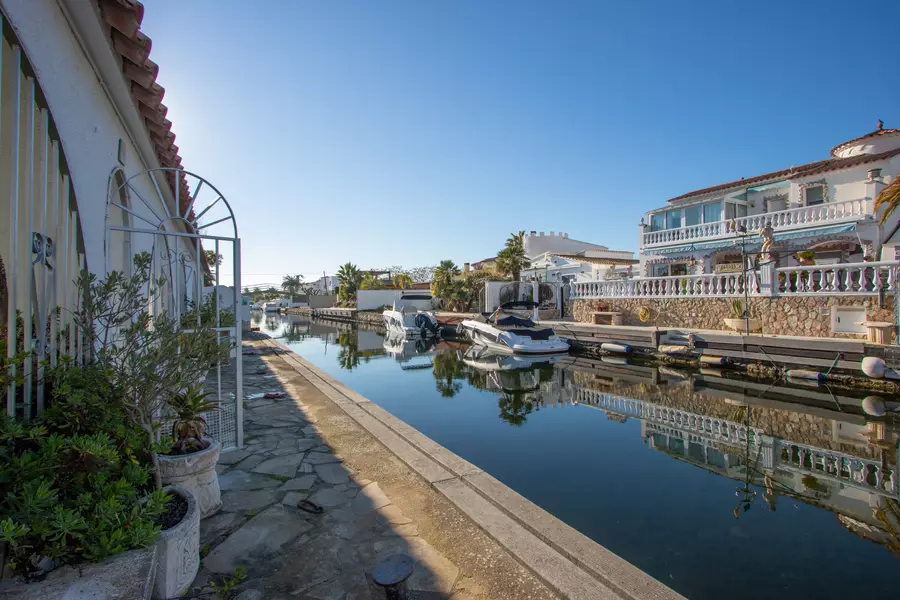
xmin=431 ymin=260 xmax=460 ymax=303
xmin=876 ymin=178 xmax=900 ymax=224
xmin=336 ymin=263 xmax=363 ymax=306
xmin=359 ymin=273 xmax=384 ymax=290
xmin=281 ymin=274 xmax=303 ymax=297
xmin=394 ymin=273 xmax=414 ymax=289
xmin=496 ymin=231 xmax=530 ymax=281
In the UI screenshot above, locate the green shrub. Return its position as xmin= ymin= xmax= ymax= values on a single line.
xmin=0 ymin=364 xmax=167 ymax=577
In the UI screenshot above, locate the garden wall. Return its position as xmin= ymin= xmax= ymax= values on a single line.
xmin=573 ymin=296 xmax=894 ymax=339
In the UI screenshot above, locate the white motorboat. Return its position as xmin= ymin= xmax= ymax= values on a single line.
xmin=263 ymin=302 xmax=279 ymax=312
xmin=382 ymin=294 xmax=440 ymax=338
xmin=458 ymin=301 xmax=570 ymax=355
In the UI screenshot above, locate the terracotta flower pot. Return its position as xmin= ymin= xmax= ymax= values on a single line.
xmin=724 ymin=317 xmax=761 ymax=333
xmin=158 ymin=438 xmax=221 ymax=518
xmin=154 ymin=485 xmax=200 ymax=600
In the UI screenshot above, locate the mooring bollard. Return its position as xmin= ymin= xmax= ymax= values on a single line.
xmin=372 ymin=553 xmax=414 ymax=600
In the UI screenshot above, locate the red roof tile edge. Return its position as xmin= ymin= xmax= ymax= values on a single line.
xmin=95 ymin=0 xmax=193 ymax=219
xmin=668 ymin=147 xmax=900 ymax=203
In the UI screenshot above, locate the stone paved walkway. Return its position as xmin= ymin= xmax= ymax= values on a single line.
xmin=191 ymin=338 xmax=558 ymax=600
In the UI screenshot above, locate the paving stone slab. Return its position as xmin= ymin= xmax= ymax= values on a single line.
xmin=218 ymin=470 xmax=282 ymax=491
xmin=353 ymin=482 xmax=391 ymax=516
xmin=218 ymin=449 xmax=252 ymax=465
xmin=234 ymin=454 xmax=268 ymax=470
xmin=204 ymin=505 xmax=314 ymax=574
xmin=200 ymin=511 xmax=248 ymax=547
xmin=252 ymin=454 xmax=306 ymax=478
xmin=278 ymin=475 xmax=318 ymax=492
xmin=220 ymin=489 xmax=279 ymax=514
xmin=304 ymin=452 xmax=343 ymax=465
xmin=282 ymin=491 xmax=308 ymax=507
xmin=309 ymin=488 xmax=352 ymax=508
xmin=315 ymin=463 xmax=352 ymax=485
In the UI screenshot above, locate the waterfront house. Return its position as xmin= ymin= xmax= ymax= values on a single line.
xmin=638 ymin=125 xmax=898 ymax=277
xmin=521 ymin=249 xmax=638 ymax=285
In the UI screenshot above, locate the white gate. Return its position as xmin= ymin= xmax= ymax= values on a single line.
xmin=106 ymin=168 xmax=243 ymax=448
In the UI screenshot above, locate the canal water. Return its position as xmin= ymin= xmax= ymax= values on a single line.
xmin=257 ymin=312 xmax=900 ymax=600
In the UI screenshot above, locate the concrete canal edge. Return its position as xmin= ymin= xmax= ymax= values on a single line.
xmin=260 ymin=338 xmax=686 ymax=600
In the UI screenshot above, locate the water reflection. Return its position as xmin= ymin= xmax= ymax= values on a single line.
xmin=259 ymin=314 xmax=900 ymax=595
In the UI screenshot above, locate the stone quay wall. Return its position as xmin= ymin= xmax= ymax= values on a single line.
xmin=573 ymin=296 xmax=894 ymax=339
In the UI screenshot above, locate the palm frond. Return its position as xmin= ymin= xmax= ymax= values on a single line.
xmin=876 ymin=178 xmax=900 ymax=224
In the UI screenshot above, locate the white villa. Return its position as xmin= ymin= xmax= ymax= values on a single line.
xmin=638 ymin=125 xmax=899 ymax=278
xmin=519 ymin=231 xmax=639 ymax=284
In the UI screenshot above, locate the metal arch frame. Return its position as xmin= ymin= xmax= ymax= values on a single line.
xmin=102 ymin=167 xmax=244 ymax=448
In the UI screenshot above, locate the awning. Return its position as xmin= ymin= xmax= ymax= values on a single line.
xmin=730 ymin=180 xmax=791 ymax=201
xmin=648 ymin=224 xmax=857 ymax=255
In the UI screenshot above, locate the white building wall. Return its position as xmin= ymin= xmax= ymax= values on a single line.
xmin=1 ymin=0 xmax=187 ymax=275
xmin=523 ymin=231 xmax=608 ymax=258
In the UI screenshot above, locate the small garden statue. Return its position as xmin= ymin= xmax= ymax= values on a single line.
xmin=760 ymin=220 xmax=775 ymax=263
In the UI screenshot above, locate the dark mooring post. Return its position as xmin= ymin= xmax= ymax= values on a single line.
xmin=372 ymin=553 xmax=414 ymax=600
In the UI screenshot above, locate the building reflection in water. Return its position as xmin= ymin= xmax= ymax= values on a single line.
xmin=449 ymin=346 xmax=900 ymax=556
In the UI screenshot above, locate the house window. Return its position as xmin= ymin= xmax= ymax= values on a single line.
xmin=670 ymin=263 xmax=688 ymax=276
xmin=805 ymin=186 xmax=825 ymax=206
xmin=684 ymin=205 xmax=701 ymax=227
xmin=650 ymin=212 xmax=665 ymax=232
xmin=652 ymin=264 xmax=670 ymax=277
xmin=666 ymin=210 xmax=682 ymax=229
xmin=725 ymin=203 xmax=748 ymax=220
xmin=703 ymin=201 xmax=722 ymax=223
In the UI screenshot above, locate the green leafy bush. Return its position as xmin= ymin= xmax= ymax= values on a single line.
xmin=0 ymin=364 xmax=167 ymax=577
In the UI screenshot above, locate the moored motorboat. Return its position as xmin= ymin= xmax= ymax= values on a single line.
xmin=382 ymin=294 xmax=440 ymax=338
xmin=458 ymin=301 xmax=570 ymax=355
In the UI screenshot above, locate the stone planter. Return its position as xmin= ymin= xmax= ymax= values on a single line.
xmin=724 ymin=317 xmax=761 ymax=333
xmin=154 ymin=485 xmax=200 ymax=600
xmin=0 ymin=546 xmax=157 ymax=599
xmin=158 ymin=439 xmax=222 ymax=518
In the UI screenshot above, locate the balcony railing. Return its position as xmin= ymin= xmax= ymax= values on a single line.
xmin=574 ymin=271 xmax=759 ymax=299
xmin=642 ymin=197 xmax=873 ymax=249
xmin=572 ymin=261 xmax=900 ymax=300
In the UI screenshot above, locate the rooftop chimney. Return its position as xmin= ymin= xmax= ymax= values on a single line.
xmin=539 ymin=231 xmax=545 ymax=236
xmin=869 ymin=167 xmax=883 ymax=181
xmin=550 ymin=231 xmax=555 ymax=237
xmin=464 ymin=263 xmax=470 ymax=273
xmin=563 ymin=232 xmax=569 ymax=239
xmin=530 ymin=231 xmax=537 ymax=236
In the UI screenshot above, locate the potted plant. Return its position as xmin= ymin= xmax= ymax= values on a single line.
xmin=797 ymin=251 xmax=816 ymax=266
xmin=153 ymin=485 xmax=201 ymax=599
xmin=71 ymin=254 xmax=228 ymax=594
xmin=0 ymin=363 xmax=169 ymax=598
xmin=157 ymin=386 xmax=223 ymax=517
xmin=724 ymin=299 xmax=761 ymax=333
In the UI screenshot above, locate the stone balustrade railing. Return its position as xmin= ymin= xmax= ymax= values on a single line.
xmin=642 ymin=197 xmax=873 ymax=249
xmin=573 ymin=271 xmax=759 ymax=299
xmin=775 ymin=261 xmax=900 ymax=295
xmin=775 ymin=440 xmax=897 ymax=497
xmin=572 ymin=261 xmax=900 ymax=300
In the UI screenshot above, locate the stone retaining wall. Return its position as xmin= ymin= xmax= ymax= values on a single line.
xmin=573 ymin=296 xmax=894 ymax=339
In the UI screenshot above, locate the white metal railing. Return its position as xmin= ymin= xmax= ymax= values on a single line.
xmin=573 ymin=261 xmax=900 ymax=300
xmin=573 ymin=271 xmax=758 ymax=299
xmin=642 ymin=197 xmax=873 ymax=249
xmin=775 ymin=261 xmax=900 ymax=295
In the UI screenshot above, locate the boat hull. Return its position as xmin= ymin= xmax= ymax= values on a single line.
xmin=459 ymin=321 xmax=570 ymax=355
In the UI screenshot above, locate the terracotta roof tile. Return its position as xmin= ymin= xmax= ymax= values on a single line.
xmin=96 ymin=0 xmax=191 ymax=215
xmin=668 ymin=148 xmax=900 ymax=203
xmin=830 ymin=126 xmax=900 ymax=157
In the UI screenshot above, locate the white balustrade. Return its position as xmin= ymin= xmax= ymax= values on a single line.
xmin=775 ymin=261 xmax=900 ymax=296
xmin=572 ymin=261 xmax=900 ymax=300
xmin=643 ymin=198 xmax=872 ymax=249
xmin=572 ymin=271 xmax=759 ymax=299
xmin=775 ymin=440 xmax=897 ymax=497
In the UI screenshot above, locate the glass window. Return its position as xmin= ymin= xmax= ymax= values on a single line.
xmin=652 ymin=264 xmax=670 ymax=277
xmin=725 ymin=203 xmax=735 ymax=220
xmin=684 ymin=205 xmax=701 ymax=226
xmin=703 ymin=201 xmax=722 ymax=223
xmin=650 ymin=212 xmax=665 ymax=231
xmin=670 ymin=263 xmax=688 ymax=276
xmin=806 ymin=186 xmax=825 ymax=206
xmin=667 ymin=210 xmax=682 ymax=229
xmin=736 ymin=204 xmax=747 ymax=218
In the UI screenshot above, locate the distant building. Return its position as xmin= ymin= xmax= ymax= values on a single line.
xmin=523 ymin=231 xmax=608 ymax=258
xmin=522 ymin=250 xmax=638 ymax=284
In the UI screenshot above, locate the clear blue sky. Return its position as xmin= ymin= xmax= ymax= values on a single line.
xmin=142 ymin=0 xmax=900 ymax=288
